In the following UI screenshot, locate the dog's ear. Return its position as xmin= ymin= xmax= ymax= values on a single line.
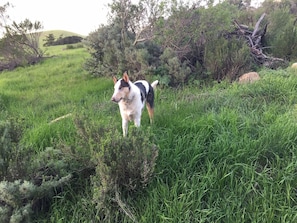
xmin=112 ymin=76 xmax=118 ymax=84
xmin=123 ymin=71 xmax=129 ymax=83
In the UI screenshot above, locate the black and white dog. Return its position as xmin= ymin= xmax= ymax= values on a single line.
xmin=111 ymin=72 xmax=158 ymax=137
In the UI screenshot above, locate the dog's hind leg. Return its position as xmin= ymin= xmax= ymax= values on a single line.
xmin=146 ymin=85 xmax=155 ymax=124
xmin=146 ymin=103 xmax=154 ymax=124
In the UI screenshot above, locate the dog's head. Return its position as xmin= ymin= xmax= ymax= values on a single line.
xmin=111 ymin=72 xmax=131 ymax=103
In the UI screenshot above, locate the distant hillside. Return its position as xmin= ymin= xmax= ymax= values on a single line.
xmin=39 ymin=30 xmax=86 ymax=46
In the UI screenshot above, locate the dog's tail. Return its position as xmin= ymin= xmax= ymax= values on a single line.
xmin=151 ymin=80 xmax=159 ymax=90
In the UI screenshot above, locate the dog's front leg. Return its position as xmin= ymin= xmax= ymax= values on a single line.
xmin=122 ymin=119 xmax=129 ymax=137
xmin=134 ymin=117 xmax=141 ymax=128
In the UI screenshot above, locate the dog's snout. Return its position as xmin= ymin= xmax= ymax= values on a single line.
xmin=111 ymin=97 xmax=119 ymax=103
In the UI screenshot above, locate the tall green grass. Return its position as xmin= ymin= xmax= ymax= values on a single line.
xmin=0 ymin=46 xmax=113 ymax=149
xmin=2 ymin=45 xmax=297 ymax=222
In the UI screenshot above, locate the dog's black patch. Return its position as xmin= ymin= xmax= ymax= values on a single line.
xmin=134 ymin=82 xmax=147 ymax=103
xmin=120 ymin=79 xmax=130 ymax=90
xmin=147 ymin=85 xmax=154 ymax=108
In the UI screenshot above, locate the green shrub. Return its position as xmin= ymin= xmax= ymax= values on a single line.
xmin=65 ymin=43 xmax=84 ymax=50
xmin=265 ymin=7 xmax=297 ymax=60
xmin=204 ymin=37 xmax=253 ymax=81
xmin=93 ymin=130 xmax=158 ymax=221
xmin=159 ymin=48 xmax=192 ymax=86
xmin=0 ymin=117 xmax=28 ymax=181
xmin=74 ymin=117 xmax=158 ymax=222
xmin=0 ymin=117 xmax=77 ymax=223
xmin=0 ymin=175 xmax=72 ymax=223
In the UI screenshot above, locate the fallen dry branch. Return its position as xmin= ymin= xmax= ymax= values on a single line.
xmin=232 ymin=13 xmax=286 ymax=68
xmin=49 ymin=113 xmax=72 ymax=124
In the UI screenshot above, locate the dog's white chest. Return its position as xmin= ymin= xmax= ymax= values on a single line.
xmin=119 ymin=102 xmax=143 ymax=121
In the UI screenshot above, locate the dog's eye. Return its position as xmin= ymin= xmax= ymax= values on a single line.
xmin=119 ymin=86 xmax=122 ymax=90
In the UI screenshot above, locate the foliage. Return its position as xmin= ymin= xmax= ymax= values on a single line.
xmin=0 ymin=2 xmax=10 ymax=35
xmin=0 ymin=18 xmax=44 ymax=71
xmin=83 ymin=24 xmax=162 ymax=80
xmin=0 ymin=175 xmax=71 ymax=223
xmin=43 ymin=34 xmax=83 ymax=46
xmin=264 ymin=6 xmax=297 ymax=60
xmin=42 ymin=33 xmax=55 ymax=46
xmin=84 ymin=0 xmax=297 ymax=86
xmin=84 ymin=24 xmax=129 ymax=77
xmin=0 ymin=118 xmax=75 ymax=223
xmin=205 ymin=36 xmax=253 ymax=81
xmin=74 ymin=117 xmax=158 ymax=222
xmin=157 ymin=47 xmax=191 ymax=86
xmin=0 ymin=117 xmax=27 ymax=181
xmin=83 ymin=1 xmax=254 ymax=85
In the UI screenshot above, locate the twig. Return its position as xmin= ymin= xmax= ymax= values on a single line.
xmin=114 ymin=185 xmax=138 ymax=223
xmin=49 ymin=113 xmax=72 ymax=124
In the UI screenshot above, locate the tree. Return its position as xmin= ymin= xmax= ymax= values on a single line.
xmin=85 ymin=0 xmax=296 ymax=86
xmin=0 ymin=2 xmax=10 ymax=36
xmin=43 ymin=33 xmax=55 ymax=46
xmin=0 ymin=3 xmax=44 ymax=71
xmin=0 ymin=19 xmax=44 ymax=70
xmin=262 ymin=1 xmax=297 ymax=61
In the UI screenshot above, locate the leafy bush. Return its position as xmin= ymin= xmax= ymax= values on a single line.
xmin=65 ymin=43 xmax=84 ymax=50
xmin=0 ymin=175 xmax=71 ymax=223
xmin=265 ymin=7 xmax=297 ymax=60
xmin=84 ymin=24 xmax=162 ymax=80
xmin=159 ymin=48 xmax=191 ymax=86
xmin=43 ymin=34 xmax=83 ymax=46
xmin=0 ymin=117 xmax=27 ymax=181
xmin=204 ymin=37 xmax=253 ymax=81
xmin=83 ymin=25 xmax=130 ymax=77
xmin=84 ymin=1 xmax=257 ymax=85
xmin=74 ymin=117 xmax=158 ymax=222
xmin=0 ymin=117 xmax=88 ymax=223
xmin=0 ymin=18 xmax=43 ymax=71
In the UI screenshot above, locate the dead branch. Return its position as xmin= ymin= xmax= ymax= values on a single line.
xmin=232 ymin=13 xmax=286 ymax=68
xmin=49 ymin=113 xmax=72 ymax=124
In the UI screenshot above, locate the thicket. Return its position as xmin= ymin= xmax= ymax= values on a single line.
xmin=0 ymin=115 xmax=158 ymax=222
xmin=84 ymin=0 xmax=297 ymax=86
xmin=0 ymin=118 xmax=75 ymax=222
xmin=0 ymin=3 xmax=44 ymax=71
xmin=74 ymin=117 xmax=158 ymax=222
xmin=43 ymin=34 xmax=83 ymax=46
xmin=0 ymin=18 xmax=43 ymax=71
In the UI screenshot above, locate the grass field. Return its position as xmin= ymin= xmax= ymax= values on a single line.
xmin=1 ymin=43 xmax=297 ymax=222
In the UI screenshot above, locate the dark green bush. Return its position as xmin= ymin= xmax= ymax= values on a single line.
xmin=204 ymin=37 xmax=253 ymax=81
xmin=0 ymin=117 xmax=27 ymax=181
xmin=74 ymin=117 xmax=158 ymax=222
xmin=83 ymin=24 xmax=131 ymax=77
xmin=0 ymin=117 xmax=89 ymax=223
xmin=265 ymin=7 xmax=297 ymax=60
xmin=83 ymin=0 xmax=297 ymax=85
xmin=158 ymin=48 xmax=191 ymax=86
xmin=94 ymin=131 xmax=158 ymax=221
xmin=83 ymin=2 xmax=255 ymax=85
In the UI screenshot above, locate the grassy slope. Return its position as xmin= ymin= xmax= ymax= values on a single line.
xmin=0 ymin=45 xmax=111 ymax=148
xmin=2 ymin=46 xmax=297 ymax=222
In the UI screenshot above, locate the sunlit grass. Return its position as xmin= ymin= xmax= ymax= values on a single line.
xmin=0 ymin=46 xmax=112 ymax=148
